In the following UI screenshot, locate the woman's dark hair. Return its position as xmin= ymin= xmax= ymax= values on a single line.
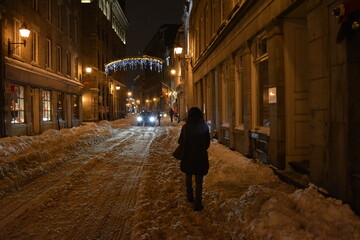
xmin=186 ymin=107 xmax=204 ymax=123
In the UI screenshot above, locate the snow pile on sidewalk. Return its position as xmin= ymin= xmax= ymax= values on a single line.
xmin=0 ymin=119 xmax=131 ymax=196
xmin=132 ymin=124 xmax=360 ymax=240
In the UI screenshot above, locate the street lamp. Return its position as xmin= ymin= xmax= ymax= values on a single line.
xmin=8 ymin=22 xmax=30 ymax=55
xmin=174 ymin=47 xmax=183 ymax=55
xmin=170 ymin=69 xmax=176 ymax=75
xmin=115 ymin=86 xmax=121 ymax=90
xmin=85 ymin=67 xmax=92 ymax=73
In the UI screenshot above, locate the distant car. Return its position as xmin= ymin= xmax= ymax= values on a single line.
xmin=160 ymin=112 xmax=167 ymax=118
xmin=137 ymin=111 xmax=156 ymax=126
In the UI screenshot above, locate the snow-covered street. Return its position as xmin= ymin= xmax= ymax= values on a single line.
xmin=0 ymin=116 xmax=359 ymax=240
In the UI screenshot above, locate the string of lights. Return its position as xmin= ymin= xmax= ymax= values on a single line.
xmin=105 ymin=55 xmax=164 ymax=74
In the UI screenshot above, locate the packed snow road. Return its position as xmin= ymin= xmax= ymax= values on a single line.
xmin=0 ymin=125 xmax=165 ymax=240
xmin=0 ymin=117 xmax=360 ymax=240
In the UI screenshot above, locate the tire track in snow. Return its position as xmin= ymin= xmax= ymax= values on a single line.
xmin=0 ymin=126 xmax=163 ymax=240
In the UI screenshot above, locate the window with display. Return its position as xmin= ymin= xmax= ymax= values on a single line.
xmin=10 ymin=85 xmax=25 ymax=124
xmin=42 ymin=90 xmax=52 ymax=121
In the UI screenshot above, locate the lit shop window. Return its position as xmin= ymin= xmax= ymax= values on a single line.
xmin=81 ymin=0 xmax=91 ymax=3
xmin=42 ymin=90 xmax=52 ymax=121
xmin=10 ymin=85 xmax=25 ymax=124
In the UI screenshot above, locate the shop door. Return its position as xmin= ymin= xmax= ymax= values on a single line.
xmin=284 ymin=19 xmax=311 ymax=167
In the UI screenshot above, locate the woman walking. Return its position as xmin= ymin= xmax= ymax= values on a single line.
xmin=177 ymin=107 xmax=210 ymax=211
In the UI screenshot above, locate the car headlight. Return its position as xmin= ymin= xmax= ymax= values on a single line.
xmin=149 ymin=117 xmax=155 ymax=122
xmin=163 ymin=114 xmax=167 ymax=117
xmin=137 ymin=116 xmax=143 ymax=122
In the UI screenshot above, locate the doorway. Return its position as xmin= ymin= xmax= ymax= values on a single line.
xmin=283 ymin=3 xmax=311 ymax=172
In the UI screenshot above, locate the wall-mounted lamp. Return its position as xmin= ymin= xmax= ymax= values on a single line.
xmin=85 ymin=67 xmax=92 ymax=73
xmin=115 ymin=86 xmax=121 ymax=90
xmin=170 ymin=69 xmax=176 ymax=75
xmin=8 ymin=22 xmax=30 ymax=55
xmin=174 ymin=47 xmax=183 ymax=55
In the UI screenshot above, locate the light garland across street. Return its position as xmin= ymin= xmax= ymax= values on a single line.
xmin=105 ymin=55 xmax=164 ymax=74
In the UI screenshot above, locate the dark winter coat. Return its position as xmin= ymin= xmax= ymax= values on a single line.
xmin=178 ymin=122 xmax=210 ymax=176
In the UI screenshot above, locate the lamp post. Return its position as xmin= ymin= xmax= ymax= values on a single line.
xmin=8 ymin=22 xmax=30 ymax=56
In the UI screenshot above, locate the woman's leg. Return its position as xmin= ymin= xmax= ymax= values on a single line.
xmin=194 ymin=175 xmax=204 ymax=211
xmin=185 ymin=174 xmax=194 ymax=202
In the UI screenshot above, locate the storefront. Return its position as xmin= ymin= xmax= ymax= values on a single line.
xmin=4 ymin=57 xmax=83 ymax=136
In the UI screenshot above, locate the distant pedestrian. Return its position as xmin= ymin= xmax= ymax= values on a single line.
xmin=157 ymin=111 xmax=161 ymax=126
xmin=169 ymin=108 xmax=174 ymax=122
xmin=177 ymin=107 xmax=210 ymax=211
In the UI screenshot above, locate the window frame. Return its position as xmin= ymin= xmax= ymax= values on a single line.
xmin=32 ymin=31 xmax=39 ymax=64
xmin=254 ymin=35 xmax=270 ymax=130
xmin=66 ymin=51 xmax=71 ymax=77
xmin=32 ymin=0 xmax=39 ymax=11
xmin=56 ymin=45 xmax=62 ymax=73
xmin=46 ymin=0 xmax=52 ymax=22
xmin=221 ymin=61 xmax=230 ymax=126
xmin=10 ymin=84 xmax=25 ymax=124
xmin=57 ymin=3 xmax=62 ymax=30
xmin=13 ymin=19 xmax=22 ymax=56
xmin=234 ymin=51 xmax=244 ymax=129
xmin=45 ymin=39 xmax=52 ymax=69
xmin=42 ymin=90 xmax=52 ymax=122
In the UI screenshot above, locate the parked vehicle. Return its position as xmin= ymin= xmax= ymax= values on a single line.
xmin=136 ymin=111 xmax=156 ymax=126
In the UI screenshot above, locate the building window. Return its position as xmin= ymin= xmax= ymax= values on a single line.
xmin=235 ymin=52 xmax=244 ymax=127
xmin=46 ymin=0 xmax=52 ymax=22
xmin=66 ymin=51 xmax=71 ymax=76
xmin=13 ymin=19 xmax=21 ymax=56
xmin=32 ymin=31 xmax=39 ymax=63
xmin=221 ymin=62 xmax=229 ymax=125
xmin=73 ymin=95 xmax=79 ymax=119
xmin=32 ymin=0 xmax=39 ymax=11
xmin=42 ymin=90 xmax=52 ymax=121
xmin=10 ymin=85 xmax=25 ymax=124
xmin=57 ymin=92 xmax=65 ymax=120
xmin=74 ymin=56 xmax=78 ymax=80
xmin=74 ymin=19 xmax=78 ymax=43
xmin=221 ymin=0 xmax=226 ymax=21
xmin=66 ymin=11 xmax=71 ymax=37
xmin=45 ymin=39 xmax=52 ymax=69
xmin=57 ymin=3 xmax=62 ymax=29
xmin=255 ymin=36 xmax=270 ymax=128
xmin=56 ymin=46 xmax=62 ymax=73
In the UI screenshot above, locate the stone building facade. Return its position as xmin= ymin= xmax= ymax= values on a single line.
xmin=0 ymin=0 xmax=84 ymax=137
xmin=81 ymin=0 xmax=128 ymax=122
xmin=141 ymin=24 xmax=181 ymax=113
xmin=187 ymin=0 xmax=360 ymax=213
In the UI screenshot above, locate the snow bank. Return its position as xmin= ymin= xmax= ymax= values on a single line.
xmin=0 ymin=119 xmax=131 ymax=196
xmin=131 ymin=124 xmax=360 ymax=240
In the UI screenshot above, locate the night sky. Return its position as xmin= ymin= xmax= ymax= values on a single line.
xmin=125 ymin=0 xmax=184 ymax=57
